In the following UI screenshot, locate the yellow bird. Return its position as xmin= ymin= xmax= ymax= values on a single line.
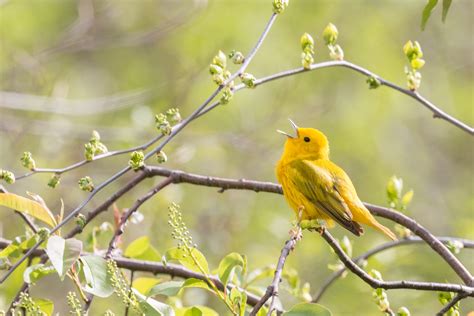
xmin=275 ymin=120 xmax=397 ymax=240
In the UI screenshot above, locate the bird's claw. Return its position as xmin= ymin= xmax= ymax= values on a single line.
xmin=289 ymin=225 xmax=303 ymax=241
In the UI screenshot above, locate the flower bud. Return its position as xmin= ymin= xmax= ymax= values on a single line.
xmin=129 ymin=151 xmax=145 ymax=171
xmin=397 ymin=307 xmax=411 ymax=316
xmin=20 ymin=152 xmax=36 ymax=170
xmin=301 ymin=52 xmax=314 ymax=70
xmin=78 ymin=176 xmax=94 ymax=192
xmin=212 ymin=50 xmax=227 ymax=69
xmin=369 ymin=269 xmax=383 ymax=281
xmin=272 ymin=0 xmax=289 ymax=14
xmin=75 ymin=214 xmax=87 ymax=229
xmin=229 ymin=50 xmax=245 ymax=64
xmin=240 ymin=72 xmax=257 ymax=88
xmin=165 ymin=108 xmax=182 ymax=125
xmin=366 ymin=76 xmax=381 ymax=89
xmin=300 ymin=33 xmax=314 ymax=53
xmin=410 ymin=58 xmax=425 ymax=70
xmin=156 ymin=151 xmax=167 ymax=164
xmin=155 ymin=113 xmax=172 ymax=135
xmin=220 ymin=87 xmax=234 ymax=104
xmin=403 ymin=40 xmax=423 ymax=61
xmin=329 ymin=44 xmax=344 ymax=60
xmin=406 ymin=70 xmax=422 ymax=91
xmin=84 ymin=143 xmax=95 ymax=161
xmin=0 ymin=169 xmax=15 ymax=184
xmin=209 ymin=64 xmax=223 ymax=75
xmin=340 ymin=236 xmax=352 ymax=257
xmin=48 ymin=174 xmax=61 ymax=188
xmin=212 ymin=73 xmax=225 ymax=85
xmin=323 ymin=23 xmax=338 ymax=45
xmin=90 ymin=130 xmax=101 ymax=144
xmin=37 ymin=227 xmax=50 ymax=240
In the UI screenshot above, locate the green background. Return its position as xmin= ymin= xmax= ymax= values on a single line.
xmin=0 ymin=0 xmax=472 ymax=314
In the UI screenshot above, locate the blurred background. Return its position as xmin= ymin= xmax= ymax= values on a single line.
xmin=0 ymin=0 xmax=473 ymax=314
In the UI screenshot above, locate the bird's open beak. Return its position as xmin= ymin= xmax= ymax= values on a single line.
xmin=277 ymin=118 xmax=299 ymax=138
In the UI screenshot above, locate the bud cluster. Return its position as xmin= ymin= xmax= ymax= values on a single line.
xmin=323 ymin=23 xmax=344 ymax=61
xmin=272 ymin=0 xmax=289 ymax=14
xmin=14 ymin=292 xmax=42 ymax=314
xmin=300 ymin=33 xmax=315 ymax=69
xmin=84 ymin=130 xmax=108 ymax=161
xmin=48 ymin=174 xmax=61 ymax=188
xmin=366 ymin=76 xmax=381 ymax=89
xmin=210 ymin=50 xmax=231 ymax=86
xmin=168 ymin=203 xmax=195 ymax=250
xmin=370 ymin=270 xmax=391 ymax=312
xmin=155 ymin=107 xmax=182 ymax=135
xmin=20 ymin=152 xmax=36 ymax=170
xmin=403 ymin=40 xmax=425 ymax=90
xmin=229 ymin=50 xmax=245 ymax=65
xmin=239 ymin=72 xmax=257 ymax=89
xmin=78 ymin=176 xmax=94 ymax=192
xmin=107 ymin=259 xmax=141 ymax=312
xmin=0 ymin=169 xmax=15 ymax=184
xmin=156 ymin=151 xmax=167 ymax=164
xmin=66 ymin=291 xmax=83 ymax=315
xmin=438 ymin=292 xmax=460 ymax=316
xmin=128 ymin=151 xmax=145 ymax=171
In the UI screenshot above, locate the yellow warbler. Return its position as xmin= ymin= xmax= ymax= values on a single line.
xmin=275 ymin=120 xmax=397 ymax=240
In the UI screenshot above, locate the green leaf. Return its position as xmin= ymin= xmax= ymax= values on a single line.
xmin=176 ymin=306 xmax=218 ymax=316
xmin=148 ymin=280 xmax=184 ymax=297
xmin=133 ymin=288 xmax=175 ymax=316
xmin=23 ymin=264 xmax=55 ymax=284
xmin=132 ymin=277 xmax=161 ymax=295
xmin=0 ymin=192 xmax=57 ymax=227
xmin=80 ymin=255 xmax=114 ymax=298
xmin=164 ymin=247 xmax=209 ymax=274
xmin=182 ymin=278 xmax=212 ymax=292
xmin=421 ymin=0 xmax=439 ymax=30
xmin=230 ymin=287 xmax=247 ymax=316
xmin=441 ymin=0 xmax=452 ymax=22
xmin=246 ymin=266 xmax=275 ymax=285
xmin=401 ymin=190 xmax=414 ymax=207
xmin=283 ymin=303 xmax=332 ymax=316
xmin=34 ymin=298 xmax=54 ymax=316
xmin=46 ymin=236 xmax=82 ymax=280
xmin=217 ymin=252 xmax=244 ymax=287
xmin=124 ymin=236 xmax=161 ymax=261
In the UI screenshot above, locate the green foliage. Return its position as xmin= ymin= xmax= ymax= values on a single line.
xmin=78 ymin=176 xmax=94 ymax=192
xmin=421 ymin=0 xmax=453 ymax=30
xmin=12 ymin=292 xmax=54 ymax=316
xmin=438 ymin=292 xmax=460 ymax=315
xmin=0 ymin=192 xmax=57 ymax=226
xmin=128 ymin=151 xmax=145 ymax=170
xmin=124 ymin=236 xmax=161 ymax=261
xmin=84 ymin=130 xmax=108 ymax=161
xmin=20 ymin=151 xmax=36 ymax=170
xmin=23 ymin=263 xmax=56 ymax=284
xmin=45 ymin=235 xmax=82 ymax=280
xmin=0 ymin=169 xmax=15 ymax=184
xmin=217 ymin=252 xmax=245 ymax=287
xmin=47 ymin=174 xmax=61 ymax=188
xmin=80 ymin=255 xmax=115 ymax=298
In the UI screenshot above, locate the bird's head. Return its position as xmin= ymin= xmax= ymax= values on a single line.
xmin=277 ymin=119 xmax=330 ymax=161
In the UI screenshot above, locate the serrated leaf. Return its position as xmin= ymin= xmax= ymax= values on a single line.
xmin=46 ymin=236 xmax=82 ymax=280
xmin=124 ymin=236 xmax=161 ymax=261
xmin=441 ymin=0 xmax=452 ymax=22
xmin=80 ymin=255 xmax=114 ymax=298
xmin=164 ymin=247 xmax=209 ymax=274
xmin=217 ymin=252 xmax=244 ymax=287
xmin=283 ymin=303 xmax=332 ymax=316
xmin=148 ymin=280 xmax=184 ymax=297
xmin=0 ymin=193 xmax=57 ymax=227
xmin=421 ymin=0 xmax=439 ymax=30
xmin=133 ymin=288 xmax=175 ymax=316
xmin=132 ymin=277 xmax=161 ymax=295
xmin=23 ymin=264 xmax=55 ymax=284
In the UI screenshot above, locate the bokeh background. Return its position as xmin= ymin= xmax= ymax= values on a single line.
xmin=1 ymin=0 xmax=473 ymax=314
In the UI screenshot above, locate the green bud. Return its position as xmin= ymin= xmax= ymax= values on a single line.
xmin=165 ymin=108 xmax=182 ymax=125
xmin=366 ymin=76 xmax=381 ymax=89
xmin=75 ymin=214 xmax=87 ymax=229
xmin=301 ymin=52 xmax=314 ymax=70
xmin=410 ymin=58 xmax=425 ymax=70
xmin=20 ymin=152 xmax=36 ymax=170
xmin=95 ymin=142 xmax=108 ymax=155
xmin=240 ymin=72 xmax=257 ymax=88
xmin=446 ymin=240 xmax=464 ymax=254
xmin=155 ymin=113 xmax=172 ymax=135
xmin=84 ymin=143 xmax=95 ymax=161
xmin=340 ymin=236 xmax=352 ymax=257
xmin=156 ymin=151 xmax=167 ymax=164
xmin=90 ymin=130 xmax=101 ymax=144
xmin=397 ymin=307 xmax=411 ymax=316
xmin=212 ymin=50 xmax=227 ymax=69
xmin=37 ymin=227 xmax=50 ymax=240
xmin=438 ymin=291 xmax=454 ymax=305
xmin=323 ymin=23 xmax=338 ymax=45
xmin=401 ymin=190 xmax=414 ymax=207
xmin=0 ymin=169 xmax=15 ymax=184
xmin=369 ymin=269 xmax=383 ymax=281
xmin=394 ymin=223 xmax=412 ymax=238
xmin=78 ymin=176 xmax=94 ymax=192
xmin=220 ymin=87 xmax=234 ymax=104
xmin=129 ymin=151 xmax=145 ymax=171
xmin=229 ymin=50 xmax=245 ymax=64
xmin=272 ymin=0 xmax=289 ymax=14
xmin=406 ymin=69 xmax=422 ymax=91
xmin=387 ymin=175 xmax=403 ymax=203
xmin=300 ymin=33 xmax=315 ymax=53
xmin=403 ymin=40 xmax=423 ymax=61
xmin=212 ymin=73 xmax=225 ymax=85
xmin=209 ymin=64 xmax=223 ymax=75
xmin=48 ymin=174 xmax=61 ymax=188
xmin=377 ymin=298 xmax=390 ymax=311
xmin=329 ymin=44 xmax=344 ymax=60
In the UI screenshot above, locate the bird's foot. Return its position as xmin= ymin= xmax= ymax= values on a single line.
xmin=289 ymin=224 xmax=303 ymax=241
xmin=301 ymin=219 xmax=326 ymax=235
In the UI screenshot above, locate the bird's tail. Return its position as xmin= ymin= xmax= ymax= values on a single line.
xmin=371 ymin=221 xmax=398 ymax=241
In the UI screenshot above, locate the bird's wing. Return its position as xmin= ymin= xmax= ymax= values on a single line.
xmin=289 ymin=159 xmax=363 ymax=236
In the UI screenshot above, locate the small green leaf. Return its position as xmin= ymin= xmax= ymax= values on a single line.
xmin=283 ymin=303 xmax=332 ymax=316
xmin=0 ymin=192 xmax=57 ymax=227
xmin=124 ymin=236 xmax=161 ymax=261
xmin=46 ymin=236 xmax=82 ymax=280
xmin=421 ymin=0 xmax=439 ymax=30
xmin=34 ymin=298 xmax=54 ymax=316
xmin=176 ymin=306 xmax=218 ymax=316
xmin=23 ymin=264 xmax=55 ymax=284
xmin=217 ymin=252 xmax=245 ymax=287
xmin=441 ymin=0 xmax=452 ymax=22
xmin=80 ymin=255 xmax=114 ymax=298
xmin=132 ymin=277 xmax=161 ymax=295
xmin=401 ymin=190 xmax=414 ymax=207
xmin=182 ymin=278 xmax=212 ymax=292
xmin=133 ymin=288 xmax=175 ymax=316
xmin=164 ymin=247 xmax=209 ymax=274
xmin=148 ymin=280 xmax=184 ymax=297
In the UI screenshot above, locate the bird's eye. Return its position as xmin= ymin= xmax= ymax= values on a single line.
xmin=304 ymin=137 xmax=310 ymax=142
